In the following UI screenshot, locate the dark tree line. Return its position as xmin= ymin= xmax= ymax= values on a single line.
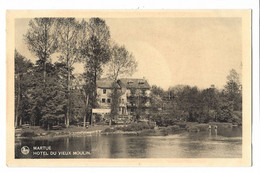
xmin=149 ymin=69 xmax=242 ymax=126
xmin=15 ymin=17 xmax=136 ymax=129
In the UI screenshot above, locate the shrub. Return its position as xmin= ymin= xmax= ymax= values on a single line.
xmin=187 ymin=127 xmax=199 ymax=132
xmin=148 ymin=122 xmax=156 ymax=129
xmin=117 ymin=122 xmax=154 ymax=132
xmin=159 ymin=127 xmax=172 ymax=136
xmin=231 ymin=111 xmax=242 ymax=125
xmin=196 ymin=124 xmax=209 ymax=131
xmin=209 ymin=122 xmax=232 ymax=128
xmin=103 ymin=128 xmax=116 ymax=132
xmin=176 ymin=122 xmax=186 ymax=129
xmin=186 ymin=123 xmax=209 ymax=132
xmin=21 ymin=131 xmax=36 ymax=137
xmin=138 ymin=129 xmax=156 ymax=136
xmin=170 ymin=125 xmax=181 ymax=132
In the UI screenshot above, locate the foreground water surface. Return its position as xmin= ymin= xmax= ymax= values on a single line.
xmin=15 ymin=126 xmax=242 ymax=158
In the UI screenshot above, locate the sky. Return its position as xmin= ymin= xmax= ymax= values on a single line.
xmin=15 ymin=17 xmax=242 ymax=90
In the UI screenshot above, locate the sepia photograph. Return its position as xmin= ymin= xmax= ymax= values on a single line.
xmin=6 ymin=10 xmax=251 ymax=166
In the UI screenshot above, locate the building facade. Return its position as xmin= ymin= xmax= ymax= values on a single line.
xmin=96 ymin=78 xmax=151 ymax=120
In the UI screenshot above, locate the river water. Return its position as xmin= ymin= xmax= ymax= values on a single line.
xmin=15 ymin=126 xmax=242 ymax=158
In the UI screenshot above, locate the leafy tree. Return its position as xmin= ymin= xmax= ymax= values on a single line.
xmin=24 ymin=18 xmax=58 ymax=84
xmin=41 ymin=114 xmax=64 ymax=130
xmin=70 ymin=74 xmax=90 ymax=128
xmin=27 ymin=62 xmax=67 ymax=127
xmin=15 ymin=50 xmax=33 ymax=127
xmin=105 ymin=43 xmax=137 ymax=124
xmin=200 ymin=87 xmax=220 ymax=122
xmin=216 ymin=94 xmax=233 ymax=122
xmin=149 ymin=85 xmax=164 ymax=113
xmin=56 ymin=18 xmax=81 ymax=127
xmin=224 ymin=69 xmax=242 ymax=111
xmin=41 ymin=63 xmax=67 ymax=119
xmin=105 ymin=43 xmax=137 ymax=81
xmin=176 ymin=86 xmax=202 ymax=122
xmin=109 ymin=82 xmax=121 ymax=123
xmin=80 ymin=18 xmax=111 ymax=109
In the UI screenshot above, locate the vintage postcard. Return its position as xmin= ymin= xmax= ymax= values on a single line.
xmin=6 ymin=10 xmax=251 ymax=166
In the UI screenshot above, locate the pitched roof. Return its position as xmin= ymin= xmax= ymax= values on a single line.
xmin=96 ymin=78 xmax=120 ymax=89
xmin=97 ymin=78 xmax=150 ymax=89
xmin=119 ymin=78 xmax=150 ymax=89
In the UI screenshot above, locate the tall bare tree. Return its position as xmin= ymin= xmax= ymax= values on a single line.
xmin=56 ymin=18 xmax=81 ymax=127
xmin=24 ymin=18 xmax=58 ymax=84
xmin=106 ymin=43 xmax=137 ymax=81
xmin=105 ymin=43 xmax=137 ymax=124
xmin=80 ymin=18 xmax=111 ymax=109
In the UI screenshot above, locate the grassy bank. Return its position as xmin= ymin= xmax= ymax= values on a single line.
xmin=103 ymin=122 xmax=184 ymax=136
xmin=102 ymin=121 xmax=235 ymax=136
xmin=16 ymin=125 xmax=109 ymax=139
xmin=178 ymin=122 xmax=233 ymax=132
xmin=16 ymin=121 xmax=236 ymax=139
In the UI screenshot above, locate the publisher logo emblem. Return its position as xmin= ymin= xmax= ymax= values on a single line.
xmin=21 ymin=146 xmax=30 ymax=155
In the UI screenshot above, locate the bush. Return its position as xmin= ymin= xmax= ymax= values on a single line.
xmin=231 ymin=111 xmax=242 ymax=125
xmin=148 ymin=122 xmax=156 ymax=129
xmin=196 ymin=124 xmax=209 ymax=131
xmin=41 ymin=114 xmax=65 ymax=130
xmin=188 ymin=127 xmax=199 ymax=132
xmin=21 ymin=131 xmax=36 ymax=137
xmin=117 ymin=122 xmax=154 ymax=132
xmin=159 ymin=127 xmax=172 ymax=136
xmin=176 ymin=122 xmax=186 ymax=129
xmin=186 ymin=123 xmax=209 ymax=132
xmin=170 ymin=125 xmax=181 ymax=132
xmin=138 ymin=129 xmax=156 ymax=135
xmin=103 ymin=128 xmax=116 ymax=132
xmin=209 ymin=122 xmax=232 ymax=128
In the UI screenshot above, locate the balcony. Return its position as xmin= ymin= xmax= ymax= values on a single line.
xmin=126 ymin=103 xmax=137 ymax=108
xmin=126 ymin=93 xmax=150 ymax=98
xmin=126 ymin=102 xmax=150 ymax=108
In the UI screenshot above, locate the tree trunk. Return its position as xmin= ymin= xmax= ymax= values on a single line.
xmin=83 ymin=94 xmax=89 ymax=128
xmin=83 ymin=114 xmax=86 ymax=128
xmin=66 ymin=67 xmax=71 ymax=128
xmin=19 ymin=117 xmax=22 ymax=126
xmin=43 ymin=61 xmax=47 ymax=84
xmin=15 ymin=74 xmax=20 ymax=127
xmin=93 ymin=67 xmax=97 ymax=107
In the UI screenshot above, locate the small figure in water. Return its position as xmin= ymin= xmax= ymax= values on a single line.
xmin=214 ymin=125 xmax=218 ymax=136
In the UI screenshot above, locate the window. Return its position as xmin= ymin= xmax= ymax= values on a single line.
xmin=102 ymin=98 xmax=106 ymax=103
xmin=107 ymin=99 xmax=111 ymax=103
xmin=103 ymin=89 xmax=106 ymax=94
xmin=127 ymin=80 xmax=133 ymax=84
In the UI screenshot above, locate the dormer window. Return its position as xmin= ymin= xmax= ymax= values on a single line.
xmin=127 ymin=80 xmax=133 ymax=84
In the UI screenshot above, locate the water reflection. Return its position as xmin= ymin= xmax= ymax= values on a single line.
xmin=15 ymin=127 xmax=242 ymax=158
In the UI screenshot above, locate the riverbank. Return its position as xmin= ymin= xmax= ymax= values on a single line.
xmin=15 ymin=125 xmax=109 ymax=140
xmin=15 ymin=122 xmax=237 ymax=139
xmin=101 ymin=122 xmax=237 ymax=136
